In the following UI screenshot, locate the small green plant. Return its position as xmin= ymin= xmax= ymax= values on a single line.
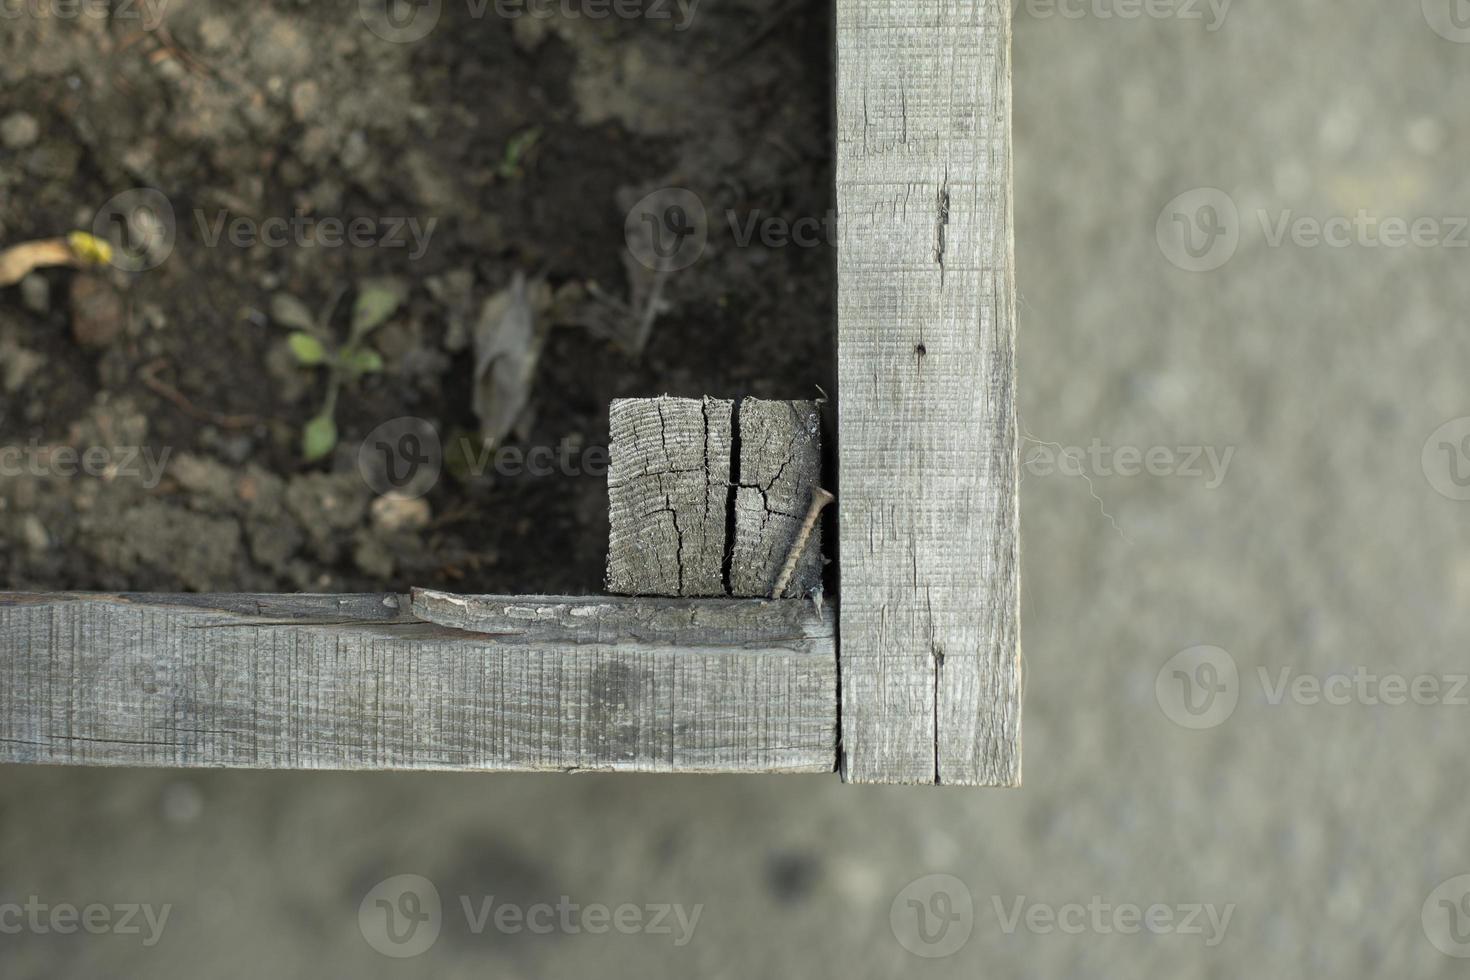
xmin=497 ymin=127 xmax=542 ymax=180
xmin=271 ymin=279 xmax=406 ymax=461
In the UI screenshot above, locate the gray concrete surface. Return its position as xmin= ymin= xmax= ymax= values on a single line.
xmin=6 ymin=1 xmax=1470 ymax=976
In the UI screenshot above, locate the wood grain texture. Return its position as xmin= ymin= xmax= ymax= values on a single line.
xmin=606 ymin=397 xmax=733 ymax=597
xmin=411 ymin=589 xmax=828 ymax=645
xmin=835 ymin=0 xmax=1021 ymax=784
xmin=730 ymin=398 xmax=825 ymax=599
xmin=0 ymin=592 xmax=836 ymax=774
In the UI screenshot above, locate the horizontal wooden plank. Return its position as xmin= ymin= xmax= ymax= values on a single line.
xmin=0 ymin=592 xmax=837 ymax=774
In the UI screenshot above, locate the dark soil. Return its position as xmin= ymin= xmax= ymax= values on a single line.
xmin=0 ymin=0 xmax=834 ymax=595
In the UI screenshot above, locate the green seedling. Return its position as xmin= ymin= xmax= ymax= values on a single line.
xmin=271 ymin=279 xmax=406 ymax=461
xmin=497 ymin=127 xmax=542 ymax=180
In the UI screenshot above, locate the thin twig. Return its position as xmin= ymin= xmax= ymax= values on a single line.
xmin=138 ymin=358 xmax=262 ymax=429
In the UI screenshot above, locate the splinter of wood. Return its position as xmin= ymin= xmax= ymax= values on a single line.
xmin=770 ymin=487 xmax=833 ymax=599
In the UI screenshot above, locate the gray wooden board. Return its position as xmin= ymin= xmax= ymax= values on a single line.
xmin=606 ymin=397 xmax=733 ymax=597
xmin=835 ymin=0 xmax=1022 ymax=784
xmin=730 ymin=398 xmax=825 ymax=599
xmin=0 ymin=592 xmax=836 ymax=773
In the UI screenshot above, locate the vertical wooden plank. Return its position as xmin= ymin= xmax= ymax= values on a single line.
xmin=730 ymin=398 xmax=825 ymax=598
xmin=606 ymin=397 xmax=733 ymax=597
xmin=835 ymin=0 xmax=1021 ymax=784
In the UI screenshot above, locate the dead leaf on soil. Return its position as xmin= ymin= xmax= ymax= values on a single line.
xmin=472 ymin=271 xmax=552 ymax=448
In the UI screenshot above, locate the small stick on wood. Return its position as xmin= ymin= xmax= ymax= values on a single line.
xmin=771 ymin=487 xmax=834 ymax=599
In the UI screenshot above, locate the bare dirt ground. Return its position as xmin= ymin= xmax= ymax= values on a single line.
xmin=0 ymin=0 xmax=833 ymax=595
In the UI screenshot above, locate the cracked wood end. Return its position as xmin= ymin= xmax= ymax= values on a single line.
xmin=730 ymin=398 xmax=824 ymax=598
xmin=606 ymin=396 xmax=826 ymax=599
xmin=606 ymin=396 xmax=733 ymax=597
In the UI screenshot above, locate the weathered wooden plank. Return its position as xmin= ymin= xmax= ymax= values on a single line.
xmin=730 ymin=398 xmax=825 ymax=599
xmin=606 ymin=397 xmax=733 ymax=597
xmin=835 ymin=0 xmax=1021 ymax=784
xmin=0 ymin=592 xmax=836 ymax=774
